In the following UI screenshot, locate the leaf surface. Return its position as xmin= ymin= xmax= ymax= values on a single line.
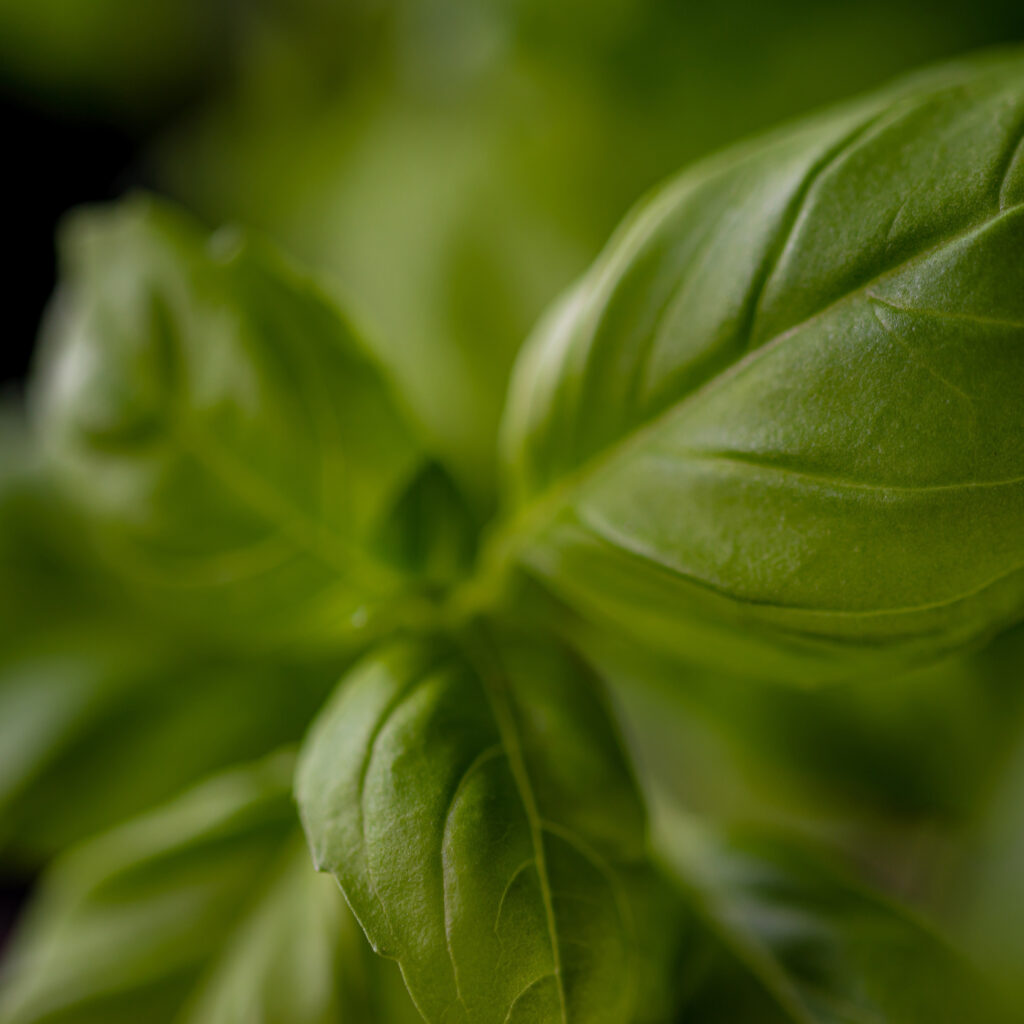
xmin=501 ymin=51 xmax=1024 ymax=679
xmin=297 ymin=635 xmax=679 ymax=1024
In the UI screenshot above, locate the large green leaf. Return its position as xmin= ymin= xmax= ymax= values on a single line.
xmin=33 ymin=195 xmax=455 ymax=654
xmin=296 ymin=635 xmax=682 ymax=1024
xmin=0 ymin=752 xmax=420 ymax=1024
xmin=500 ymin=50 xmax=1024 ymax=681
xmin=657 ymin=815 xmax=1015 ymax=1024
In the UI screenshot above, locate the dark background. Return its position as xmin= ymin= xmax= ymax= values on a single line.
xmin=2 ymin=94 xmax=142 ymax=388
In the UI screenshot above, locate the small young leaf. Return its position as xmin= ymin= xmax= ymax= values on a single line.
xmin=0 ymin=753 xmax=420 ymax=1024
xmin=296 ymin=635 xmax=679 ymax=1024
xmin=501 ymin=51 xmax=1024 ymax=681
xmin=33 ymin=196 xmax=445 ymax=654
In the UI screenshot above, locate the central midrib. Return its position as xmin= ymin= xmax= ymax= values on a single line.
xmin=459 ymin=626 xmax=570 ymax=1024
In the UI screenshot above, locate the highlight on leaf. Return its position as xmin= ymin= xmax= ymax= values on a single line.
xmin=500 ymin=50 xmax=1024 ymax=682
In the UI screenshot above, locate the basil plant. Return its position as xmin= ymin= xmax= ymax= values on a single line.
xmin=2 ymin=48 xmax=1024 ymax=1024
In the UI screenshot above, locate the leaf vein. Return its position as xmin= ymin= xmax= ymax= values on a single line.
xmin=573 ymin=510 xmax=1024 ymax=620
xmin=505 ymin=198 xmax=1024 ymax=545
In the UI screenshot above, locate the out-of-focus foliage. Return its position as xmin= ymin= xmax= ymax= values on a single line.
xmin=157 ymin=0 xmax=1024 ymax=498
xmin=0 ymin=753 xmax=422 ymax=1024
xmin=657 ymin=814 xmax=1017 ymax=1024
xmin=954 ymin=715 xmax=1024 ymax=1008
xmin=3 ymin=4 xmax=1024 ymax=1023
xmin=33 ymin=197 xmax=473 ymax=655
xmin=595 ymin=623 xmax=1024 ymax=834
xmin=0 ymin=417 xmax=341 ymax=865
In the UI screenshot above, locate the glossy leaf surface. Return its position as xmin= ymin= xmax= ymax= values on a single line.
xmin=502 ymin=52 xmax=1024 ymax=680
xmin=297 ymin=636 xmax=679 ymax=1024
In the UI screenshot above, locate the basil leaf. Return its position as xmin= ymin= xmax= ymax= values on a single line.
xmin=589 ymin=617 xmax=1024 ymax=826
xmin=957 ymin=714 xmax=1024 ymax=1012
xmin=0 ymin=416 xmax=122 ymax=648
xmin=296 ymin=635 xmax=682 ymax=1024
xmin=33 ymin=195 xmax=441 ymax=654
xmin=501 ymin=51 xmax=1024 ymax=680
xmin=373 ymin=460 xmax=480 ymax=590
xmin=0 ymin=650 xmax=336 ymax=865
xmin=0 ymin=430 xmax=340 ymax=863
xmin=0 ymin=753 xmax=420 ymax=1024
xmin=657 ymin=815 xmax=1015 ymax=1024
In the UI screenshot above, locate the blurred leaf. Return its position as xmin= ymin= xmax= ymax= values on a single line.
xmin=0 ymin=415 xmax=121 ymax=646
xmin=33 ymin=195 xmax=461 ymax=655
xmin=954 ymin=713 xmax=1024 ymax=1011
xmin=593 ymin=620 xmax=1024 ymax=832
xmin=0 ymin=752 xmax=420 ymax=1024
xmin=0 ymin=417 xmax=340 ymax=863
xmin=657 ymin=815 xmax=1015 ymax=1024
xmin=0 ymin=649 xmax=337 ymax=866
xmin=373 ymin=459 xmax=480 ymax=591
xmin=297 ymin=634 xmax=683 ymax=1024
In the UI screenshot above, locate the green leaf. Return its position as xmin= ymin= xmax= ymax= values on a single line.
xmin=956 ymin=710 xmax=1024 ymax=1011
xmin=161 ymin=0 xmax=1024 ymax=506
xmin=33 ymin=195 xmax=447 ymax=654
xmin=373 ymin=460 xmax=480 ymax=590
xmin=0 ymin=415 xmax=121 ymax=648
xmin=500 ymin=50 xmax=1024 ymax=681
xmin=0 ymin=752 xmax=420 ymax=1024
xmin=0 ymin=426 xmax=341 ymax=863
xmin=587 ymin=616 xmax=1024 ymax=827
xmin=296 ymin=634 xmax=682 ymax=1024
xmin=656 ymin=815 xmax=1015 ymax=1024
xmin=0 ymin=648 xmax=337 ymax=865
